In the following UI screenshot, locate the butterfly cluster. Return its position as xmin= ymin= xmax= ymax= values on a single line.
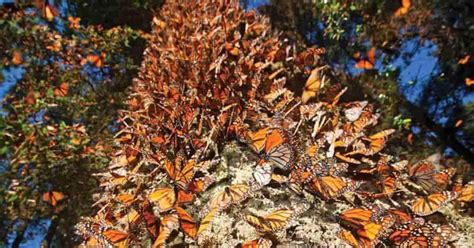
xmin=76 ymin=0 xmax=473 ymax=247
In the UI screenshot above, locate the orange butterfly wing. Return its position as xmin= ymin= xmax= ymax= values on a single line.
xmin=457 ymin=181 xmax=474 ymax=202
xmin=207 ymin=184 xmax=249 ymax=210
xmin=355 ymin=60 xmax=374 ymax=70
xmin=164 ymin=158 xmax=195 ymax=190
xmin=177 ymin=190 xmax=194 ymax=205
xmin=241 ymin=238 xmax=272 ymax=248
xmin=141 ymin=200 xmax=159 ymax=238
xmin=149 ymin=188 xmax=176 ymax=212
xmin=102 ymin=229 xmax=128 ymax=243
xmin=309 ymin=176 xmax=360 ymax=199
xmin=410 ymin=191 xmax=457 ymax=216
xmin=247 ymin=127 xmax=269 ymax=153
xmin=42 ymin=191 xmax=65 ymax=206
xmin=175 ymin=207 xmax=197 ymax=239
xmin=340 ymin=208 xmax=375 ymax=229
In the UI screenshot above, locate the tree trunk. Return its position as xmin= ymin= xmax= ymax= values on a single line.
xmin=41 ymin=216 xmax=59 ymax=248
xmin=11 ymin=220 xmax=27 ymax=248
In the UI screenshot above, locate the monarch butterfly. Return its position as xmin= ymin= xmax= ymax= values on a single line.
xmin=343 ymin=101 xmax=368 ymax=122
xmin=41 ymin=0 xmax=59 ymax=22
xmin=358 ymin=177 xmax=398 ymax=200
xmin=42 ymin=191 xmax=65 ymax=207
xmin=175 ymin=206 xmax=197 ymax=239
xmin=340 ymin=207 xmax=384 ymax=229
xmin=244 ymin=208 xmax=293 ymax=233
xmin=302 ymin=66 xmax=326 ymax=103
xmin=240 ymin=238 xmax=272 ymax=248
xmin=388 ymin=220 xmax=423 ymax=247
xmin=102 ymin=229 xmax=128 ymax=244
xmin=346 ymin=129 xmax=395 ymax=156
xmin=246 ymin=127 xmax=270 ymax=153
xmin=355 ymin=48 xmax=376 ymax=70
xmin=164 ymin=155 xmax=195 ymax=190
xmin=336 ymin=152 xmax=361 ymax=165
xmin=458 ymin=55 xmax=470 ymax=65
xmin=466 ymin=78 xmax=474 ymax=86
xmin=337 ymin=230 xmax=373 ymax=248
xmin=53 ymin=82 xmax=69 ymax=97
xmin=11 ymin=51 xmax=23 ymax=65
xmin=300 ymin=102 xmax=324 ymax=120
xmin=252 ymin=161 xmax=273 ymax=187
xmin=86 ymin=52 xmax=106 ymax=68
xmin=456 ymin=181 xmax=474 ymax=202
xmin=410 ymin=191 xmax=458 ymax=216
xmin=288 ymin=161 xmax=313 ymax=194
xmin=408 ymin=161 xmax=456 ymax=192
xmin=386 ymin=209 xmax=412 ymax=225
xmin=261 ymin=128 xmax=294 ymax=170
xmin=141 ymin=200 xmax=159 ymax=238
xmin=340 ymin=207 xmax=394 ymax=246
xmin=153 ymin=213 xmax=179 ymax=248
xmin=148 ymin=187 xmax=193 ymax=212
xmin=75 ymin=224 xmax=109 ymax=247
xmin=188 ymin=175 xmax=214 ymax=193
xmin=68 ymin=16 xmax=80 ymax=29
xmin=206 ymin=184 xmax=249 ymax=211
xmin=395 ymin=0 xmax=411 ymax=17
xmin=388 ymin=221 xmax=454 ymax=247
xmin=78 ymin=222 xmax=129 ymax=247
xmin=197 ymin=207 xmax=219 ymax=236
xmin=366 ymin=129 xmax=395 ymax=154
xmin=310 ymin=157 xmax=349 ymax=176
xmin=308 ymin=175 xmax=361 ymax=199
xmin=116 ymin=193 xmax=136 ymax=205
xmin=346 ymin=109 xmax=377 ymax=135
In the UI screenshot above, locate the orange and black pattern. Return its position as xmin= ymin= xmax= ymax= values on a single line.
xmin=74 ymin=0 xmax=470 ymax=247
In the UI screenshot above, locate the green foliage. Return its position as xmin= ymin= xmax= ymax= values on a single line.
xmin=0 ymin=8 xmax=142 ymax=246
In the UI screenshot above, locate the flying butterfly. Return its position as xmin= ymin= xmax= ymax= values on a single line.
xmin=244 ymin=208 xmax=293 ymax=233
xmin=395 ymin=0 xmax=411 ymax=17
xmin=42 ymin=191 xmax=65 ymax=207
xmin=355 ymin=47 xmax=376 ymax=70
xmin=39 ymin=0 xmax=59 ymax=22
